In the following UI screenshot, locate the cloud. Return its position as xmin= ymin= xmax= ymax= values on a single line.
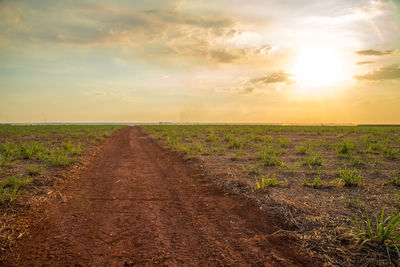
xmin=242 ymin=87 xmax=254 ymax=93
xmin=251 ymin=70 xmax=294 ymax=84
xmin=355 ymin=65 xmax=400 ymax=81
xmin=210 ymin=49 xmax=240 ymax=63
xmin=356 ymin=49 xmax=397 ymax=56
xmin=0 ymin=1 xmax=272 ymax=65
xmin=356 ymin=61 xmax=374 ymax=65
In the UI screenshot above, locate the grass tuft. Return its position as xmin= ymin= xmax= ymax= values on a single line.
xmin=302 ymin=153 xmax=323 ymax=169
xmin=303 ymin=175 xmax=322 ymax=188
xmin=255 ymin=174 xmax=281 ymax=189
xmin=351 ymin=208 xmax=400 ymax=265
xmin=0 ymin=175 xmax=31 ymax=204
xmin=339 ymin=168 xmax=363 ymax=187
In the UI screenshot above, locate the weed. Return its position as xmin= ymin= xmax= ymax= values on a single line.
xmin=224 ymin=134 xmax=234 ymax=142
xmin=264 ymin=135 xmax=272 ymax=144
xmin=286 ymin=161 xmax=301 ymax=173
xmin=206 ymin=133 xmax=217 ymax=143
xmin=303 ymin=175 xmax=322 ymax=188
xmin=339 ymin=168 xmax=363 ymax=187
xmin=255 ymin=174 xmax=281 ymax=189
xmin=62 ymin=141 xmax=82 ymax=155
xmin=302 ymin=153 xmax=323 ymax=169
xmin=229 ymin=138 xmax=242 ymax=149
xmin=0 ymin=154 xmax=7 ymax=166
xmin=193 ymin=142 xmax=204 ymax=154
xmin=249 ymin=163 xmax=261 ymax=175
xmin=0 ymin=175 xmax=31 ymax=204
xmin=351 ymin=208 xmax=400 ymax=265
xmin=1 ymin=175 xmax=31 ymax=188
xmin=368 ymin=142 xmax=384 ymax=153
xmin=278 ymin=137 xmax=290 ymax=148
xmin=0 ymin=142 xmax=17 ymax=158
xmin=386 ymin=172 xmax=400 ymax=187
xmin=231 ymin=149 xmax=245 ymax=161
xmin=166 ymin=136 xmax=178 ymax=150
xmin=348 ymin=155 xmax=365 ymax=167
xmin=27 ymin=165 xmax=43 ymax=176
xmin=258 ymin=148 xmax=282 ymax=167
xmin=0 ymin=187 xmax=19 ymax=204
xmin=336 ymin=139 xmax=357 ymax=155
xmin=296 ymin=142 xmax=311 ymax=155
xmin=48 ymin=149 xmax=75 ymax=167
xmin=384 ymin=148 xmax=398 ymax=160
xmin=19 ymin=142 xmax=43 ymax=159
xmin=345 ymin=195 xmax=361 ymax=208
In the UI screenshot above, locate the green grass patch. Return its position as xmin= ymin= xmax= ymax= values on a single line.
xmin=303 ymin=175 xmax=322 ymax=188
xmin=339 ymin=168 xmax=363 ymax=187
xmin=302 ymin=153 xmax=323 ymax=169
xmin=352 ymin=208 xmax=400 ymax=265
xmin=0 ymin=175 xmax=31 ymax=204
xmin=255 ymin=174 xmax=281 ymax=189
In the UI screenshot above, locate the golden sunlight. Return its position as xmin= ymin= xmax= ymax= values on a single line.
xmin=290 ymin=47 xmax=346 ymax=87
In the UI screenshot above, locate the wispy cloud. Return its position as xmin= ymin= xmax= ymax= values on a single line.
xmin=356 ymin=49 xmax=398 ymax=56
xmin=355 ymin=65 xmax=400 ymax=81
xmin=356 ymin=61 xmax=374 ymax=65
xmin=251 ymin=71 xmax=294 ymax=84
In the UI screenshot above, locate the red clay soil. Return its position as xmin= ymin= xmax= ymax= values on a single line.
xmin=5 ymin=127 xmax=321 ymax=266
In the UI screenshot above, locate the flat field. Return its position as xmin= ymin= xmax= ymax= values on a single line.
xmin=2 ymin=124 xmax=400 ymax=266
xmin=143 ymin=124 xmax=400 ymax=265
xmin=0 ymin=125 xmax=122 ymax=255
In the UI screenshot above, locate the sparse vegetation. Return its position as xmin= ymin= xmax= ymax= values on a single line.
xmin=296 ymin=142 xmax=311 ymax=155
xmin=302 ymin=153 xmax=323 ymax=169
xmin=255 ymin=174 xmax=281 ymax=189
xmin=352 ymin=208 xmax=400 ymax=265
xmin=386 ymin=171 xmax=400 ymax=187
xmin=142 ymin=124 xmax=400 ymax=265
xmin=0 ymin=125 xmax=122 ymax=204
xmin=303 ymin=175 xmax=321 ymax=188
xmin=339 ymin=168 xmax=363 ymax=187
xmin=0 ymin=175 xmax=31 ymax=204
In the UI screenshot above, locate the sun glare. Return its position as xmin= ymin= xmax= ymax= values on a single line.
xmin=290 ymin=47 xmax=346 ymax=88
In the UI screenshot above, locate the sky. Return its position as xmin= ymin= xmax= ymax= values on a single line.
xmin=0 ymin=0 xmax=399 ymax=124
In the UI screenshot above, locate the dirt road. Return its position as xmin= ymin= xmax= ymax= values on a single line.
xmin=8 ymin=127 xmax=319 ymax=266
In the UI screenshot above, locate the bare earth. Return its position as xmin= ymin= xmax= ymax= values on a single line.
xmin=7 ymin=127 xmax=320 ymax=266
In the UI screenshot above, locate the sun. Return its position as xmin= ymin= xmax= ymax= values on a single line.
xmin=290 ymin=47 xmax=346 ymax=87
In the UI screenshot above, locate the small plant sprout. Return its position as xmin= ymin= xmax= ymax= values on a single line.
xmin=249 ymin=163 xmax=261 ymax=175
xmin=302 ymin=153 xmax=323 ymax=169
xmin=0 ymin=175 xmax=31 ymax=204
xmin=339 ymin=168 xmax=363 ymax=187
xmin=351 ymin=208 xmax=400 ymax=265
xmin=258 ymin=148 xmax=282 ymax=167
xmin=344 ymin=195 xmax=361 ymax=208
xmin=229 ymin=138 xmax=242 ymax=149
xmin=386 ymin=171 xmax=400 ymax=187
xmin=27 ymin=165 xmax=42 ymax=176
xmin=255 ymin=174 xmax=281 ymax=189
xmin=296 ymin=142 xmax=311 ymax=155
xmin=336 ymin=139 xmax=357 ymax=156
xmin=278 ymin=137 xmax=290 ymax=148
xmin=303 ymin=175 xmax=321 ymax=188
xmin=0 ymin=187 xmax=19 ymax=204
